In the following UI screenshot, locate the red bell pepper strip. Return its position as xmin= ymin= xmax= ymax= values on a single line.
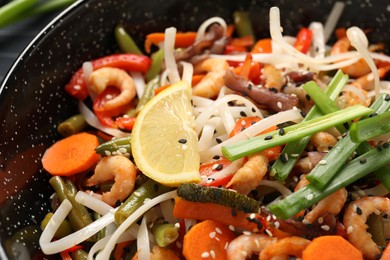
xmin=65 ymin=54 xmax=152 ymax=100
xmin=115 ymin=116 xmax=136 ymax=131
xmin=293 ymin=28 xmax=313 ymax=54
xmin=144 ymin=32 xmax=197 ymax=53
xmin=199 ymin=157 xmax=233 ymax=188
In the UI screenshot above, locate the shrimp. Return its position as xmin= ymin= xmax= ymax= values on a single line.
xmin=226 ymin=234 xmax=277 ymax=260
xmin=350 ymin=65 xmax=390 ymax=91
xmin=226 ymin=152 xmax=268 ymax=195
xmin=192 ymin=58 xmax=229 ymax=98
xmin=85 ymin=155 xmax=137 ymax=206
xmin=310 ymin=131 xmax=338 ymax=152
xmin=262 ymin=64 xmax=285 ymax=91
xmin=88 ymin=67 xmax=136 ymax=112
xmin=132 ymin=245 xmax=180 ymax=260
xmin=343 ymin=196 xmax=390 ymax=260
xmin=259 ymin=236 xmax=311 ymax=260
xmin=295 ymin=175 xmax=347 ymax=224
xmin=331 ymin=36 xmax=371 ymax=78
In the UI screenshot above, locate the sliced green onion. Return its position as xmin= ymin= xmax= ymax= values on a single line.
xmin=350 ymin=111 xmax=390 ymax=143
xmin=222 ymin=105 xmax=372 ymax=161
xmin=270 ymin=70 xmax=348 ymax=180
xmin=269 ymin=147 xmax=390 ymax=219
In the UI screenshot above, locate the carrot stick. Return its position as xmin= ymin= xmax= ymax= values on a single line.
xmin=182 ymin=220 xmax=235 ymax=260
xmin=42 ymin=132 xmax=100 ymax=176
xmin=144 ymin=32 xmax=197 ymax=53
xmin=302 ymin=235 xmax=363 ymax=260
xmin=173 ymin=196 xmax=265 ymax=233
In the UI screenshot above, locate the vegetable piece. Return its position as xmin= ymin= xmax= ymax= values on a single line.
xmin=222 ymin=105 xmax=372 ymax=161
xmin=382 ymin=242 xmax=390 ymax=260
xmin=65 ymin=54 xmax=152 ymax=100
xmin=233 ymin=11 xmax=255 ymax=39
xmin=152 ymin=223 xmax=179 ymax=247
xmin=60 ymin=251 xmax=72 ymax=260
xmin=182 ymin=220 xmax=235 ymax=260
xmin=177 ymin=183 xmax=259 ymax=213
xmin=49 ymin=177 xmax=93 ymax=231
xmin=350 ymin=111 xmax=390 ymax=143
xmin=173 ymin=196 xmax=266 ymax=233
xmin=302 ymin=235 xmax=363 ymax=260
xmin=57 ymin=114 xmax=87 ymax=137
xmin=294 ymin=28 xmax=313 ymax=54
xmin=115 ymin=179 xmax=171 ymax=225
xmin=71 ymin=250 xmax=88 ymax=260
xmin=40 ymin=213 xmax=72 ymax=238
xmin=42 ymin=132 xmax=100 ymax=176
xmin=144 ymin=32 xmax=197 ymax=53
xmin=230 ymin=35 xmax=255 ymax=48
xmin=0 ymin=0 xmax=38 ymax=28
xmin=115 ymin=116 xmax=136 ymax=131
xmin=270 ymin=70 xmax=348 ymax=180
xmin=269 ymin=147 xmax=390 ymax=219
xmin=113 ymin=241 xmax=132 ymax=260
xmin=131 ymin=76 xmax=160 ymax=116
xmin=367 ymin=214 xmax=386 ymax=248
xmin=95 ymin=136 xmax=131 ymax=155
xmin=251 ymin=38 xmax=273 ymax=53
xmin=115 ymin=25 xmax=143 ymax=55
xmin=145 ymin=49 xmax=164 ymax=81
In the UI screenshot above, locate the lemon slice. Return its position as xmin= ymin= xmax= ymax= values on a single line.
xmin=131 ymin=81 xmax=200 ymax=186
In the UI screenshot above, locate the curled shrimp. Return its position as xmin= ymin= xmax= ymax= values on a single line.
xmin=88 ymin=67 xmax=136 ymax=112
xmin=226 ymin=234 xmax=277 ymax=260
xmin=350 ymin=65 xmax=390 ymax=91
xmin=262 ymin=64 xmax=285 ymax=91
xmin=343 ymin=196 xmax=390 ymax=260
xmin=295 ymin=175 xmax=347 ymax=224
xmin=85 ymin=155 xmax=137 ymax=206
xmin=192 ymin=58 xmax=229 ymax=98
xmin=226 ymin=152 xmax=268 ymax=195
xmin=310 ymin=131 xmax=338 ymax=152
xmin=259 ymin=236 xmax=311 ymax=260
xmin=331 ymin=36 xmax=371 ymax=78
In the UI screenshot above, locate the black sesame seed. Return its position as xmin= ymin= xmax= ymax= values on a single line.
xmin=114 ymin=200 xmax=121 ymax=207
xmin=305 ymin=94 xmax=311 ymax=101
xmin=343 ymin=122 xmax=350 ymax=130
xmin=231 ymin=208 xmax=237 ymax=217
xmin=359 ymin=157 xmax=367 ymax=164
xmin=178 ymin=138 xmax=187 ymax=144
xmin=342 ymin=132 xmax=348 ymax=138
xmin=241 ymin=91 xmax=248 ymax=97
xmin=356 ymin=206 xmax=363 ymax=215
xmin=242 ymin=206 xmax=251 ymax=213
xmin=377 ymin=144 xmax=383 ymax=151
xmin=251 ymin=121 xmax=256 ymax=125
xmin=297 ymin=215 xmax=304 ymax=221
xmin=369 ymin=112 xmax=378 ymax=117
xmin=269 ymin=87 xmax=278 ymax=93
xmin=264 ymin=135 xmax=273 ymax=140
xmin=247 ymin=84 xmax=253 ymax=90
xmin=280 ymin=153 xmax=288 ymax=163
xmin=213 ymin=155 xmax=221 ymax=160
xmin=240 ymin=111 xmax=247 ymax=117
xmin=300 ymin=111 xmax=306 ymax=117
xmin=383 ymin=213 xmax=388 ymax=218
xmin=228 ymin=101 xmax=235 ymax=106
xmin=153 ymin=184 xmax=159 ymax=192
xmin=215 ymin=164 xmax=223 ymax=171
xmin=279 ymin=128 xmax=285 ymax=135
xmin=251 ymin=107 xmax=256 ymax=113
xmin=328 ymin=146 xmax=333 ymax=150
xmin=214 ymin=129 xmax=217 ymax=134
xmin=385 ymin=94 xmax=390 ymax=101
xmin=241 ymin=126 xmax=246 ymax=132
xmin=216 ymin=138 xmax=222 ymax=144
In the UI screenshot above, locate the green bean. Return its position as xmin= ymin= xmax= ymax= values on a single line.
xmin=233 ymin=11 xmax=255 ymax=39
xmin=152 ymin=223 xmax=179 ymax=247
xmin=71 ymin=249 xmax=89 ymax=260
xmin=367 ymin=213 xmax=386 ymax=247
xmin=134 ymin=76 xmax=160 ymax=115
xmin=40 ymin=212 xmax=72 ymax=238
xmin=115 ymin=25 xmax=143 ymax=55
xmin=57 ymin=114 xmax=87 ymax=137
xmin=95 ymin=136 xmax=131 ymax=155
xmin=115 ymin=179 xmax=171 ymax=224
xmin=49 ymin=176 xmax=93 ymax=231
xmin=145 ymin=49 xmax=164 ymax=82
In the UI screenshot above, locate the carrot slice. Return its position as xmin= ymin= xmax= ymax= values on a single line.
xmin=42 ymin=132 xmax=100 ymax=176
xmin=302 ymin=235 xmax=363 ymax=260
xmin=183 ymin=220 xmax=235 ymax=260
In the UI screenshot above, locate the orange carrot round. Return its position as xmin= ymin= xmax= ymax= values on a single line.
xmin=302 ymin=235 xmax=363 ymax=260
xmin=42 ymin=132 xmax=100 ymax=176
xmin=183 ymin=220 xmax=235 ymax=260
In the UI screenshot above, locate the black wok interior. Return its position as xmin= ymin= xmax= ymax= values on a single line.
xmin=0 ymin=0 xmax=388 ymax=258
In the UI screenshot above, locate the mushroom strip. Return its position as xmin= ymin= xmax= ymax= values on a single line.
xmin=224 ymin=69 xmax=299 ymax=112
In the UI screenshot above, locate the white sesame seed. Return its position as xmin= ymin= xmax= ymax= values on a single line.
xmin=266 ymin=215 xmax=271 ymax=222
xmin=106 ymin=94 xmax=113 ymax=100
xmin=201 ymin=252 xmax=210 ymax=258
xmin=215 ymin=237 xmax=220 ymax=241
xmin=291 ymin=93 xmax=298 ymax=97
xmin=318 ymin=160 xmax=327 ymax=165
xmin=182 ymin=144 xmax=188 ymax=150
xmin=274 ymin=221 xmax=280 ymax=229
xmin=293 ymin=176 xmax=299 ymax=182
xmin=210 ymin=250 xmax=216 ymax=259
xmin=212 ymin=164 xmax=219 ymax=170
xmin=302 ymin=219 xmax=311 ymax=225
xmin=174 ymin=223 xmax=180 ymax=228
xmin=250 ymin=213 xmax=256 ymax=219
xmin=293 ymin=106 xmax=298 ymax=111
xmin=347 ymin=226 xmax=354 ymax=234
xmin=73 ymin=85 xmax=81 ymax=90
xmin=241 ymin=120 xmax=246 ymax=126
xmin=265 ymin=229 xmax=273 ymax=237
xmin=317 ymin=217 xmax=324 ymax=224
xmin=143 ymin=198 xmax=151 ymax=204
xmin=277 ymin=102 xmax=283 ymax=109
xmin=224 ymin=242 xmax=229 ymax=250
xmin=104 ymin=150 xmax=111 ymax=156
xmin=321 ymin=225 xmax=330 ymax=231
xmin=357 ymin=189 xmax=366 ymax=196
xmin=118 ymin=147 xmax=127 ymax=153
xmin=252 ymin=228 xmax=259 ymax=232
xmin=254 ymin=239 xmax=260 ymax=248
xmin=209 ymin=231 xmax=216 ymax=238
xmin=229 ymin=225 xmax=235 ymax=231
xmin=206 ymin=178 xmax=214 ymax=184
xmin=133 ymin=192 xmax=141 ymax=197
xmin=306 ymin=193 xmax=314 ymax=200
xmin=291 ymin=153 xmax=300 ymax=158
xmin=215 ymin=227 xmax=222 ymax=234
xmin=243 ymin=231 xmax=251 ymax=236
xmin=272 ymin=214 xmax=277 ymax=220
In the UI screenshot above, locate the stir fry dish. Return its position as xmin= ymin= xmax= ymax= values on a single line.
xmin=38 ymin=5 xmax=390 ymax=260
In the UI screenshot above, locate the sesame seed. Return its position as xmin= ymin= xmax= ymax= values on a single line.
xmin=385 ymin=94 xmax=390 ymax=101
xmin=264 ymin=135 xmax=273 ymax=140
xmin=73 ymin=85 xmax=81 ymax=90
xmin=383 ymin=142 xmax=389 ymax=149
xmin=305 ymin=94 xmax=311 ymax=101
xmin=266 ymin=215 xmax=271 ymax=222
xmin=280 ymin=153 xmax=288 ymax=163
xmin=279 ymin=128 xmax=285 ymax=135
xmin=274 ymin=221 xmax=280 ymax=228
xmin=231 ymin=209 xmax=237 ymax=217
xmin=104 ymin=150 xmax=111 ymax=156
xmin=277 ymin=102 xmax=283 ymax=109
xmin=240 ymin=111 xmax=247 ymax=117
xmin=250 ymin=213 xmax=256 ymax=219
xmin=293 ymin=106 xmax=298 ymax=111
xmin=302 ymin=219 xmax=311 ymax=225
xmin=293 ymin=176 xmax=299 ymax=182
xmin=252 ymin=107 xmax=256 ymax=113
xmin=209 ymin=231 xmax=216 ymax=238
xmin=174 ymin=223 xmax=180 ymax=228
xmin=243 ymin=231 xmax=252 ymax=236
xmin=317 ymin=217 xmax=324 ymax=224
xmin=247 ymin=84 xmax=253 ymax=90
xmin=369 ymin=112 xmax=378 ymax=117
xmin=215 ymin=227 xmax=222 ymax=234
xmin=212 ymin=155 xmax=220 ymax=160
xmin=212 ymin=164 xmax=219 ymax=170
xmin=224 ymin=242 xmax=229 ymax=250
xmin=240 ymin=119 xmax=247 ymax=125
xmin=377 ymin=144 xmax=383 ymax=151
xmin=216 ymin=138 xmax=222 ymax=144
xmin=254 ymin=239 xmax=260 ymax=248
xmin=210 ymin=250 xmax=216 ymax=259
xmin=306 ymin=194 xmax=314 ymax=200
xmin=106 ymin=94 xmax=113 ymax=100
xmin=347 ymin=226 xmax=354 ymax=234
xmin=265 ymin=229 xmax=273 ymax=237
xmin=229 ymin=225 xmax=235 ymax=231
xmin=133 ymin=192 xmax=141 ymax=197
xmin=215 ymin=164 xmax=223 ymax=171
xmin=321 ymin=225 xmax=330 ymax=231
xmin=178 ymin=138 xmax=187 ymax=144
xmin=318 ymin=160 xmax=327 ymax=165
xmin=291 ymin=153 xmax=299 ymax=158
xmin=201 ymin=252 xmax=210 ymax=258
xmin=207 ymin=178 xmax=215 ymax=184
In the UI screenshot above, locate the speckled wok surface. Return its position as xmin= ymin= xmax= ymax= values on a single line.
xmin=0 ymin=0 xmax=388 ymax=258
